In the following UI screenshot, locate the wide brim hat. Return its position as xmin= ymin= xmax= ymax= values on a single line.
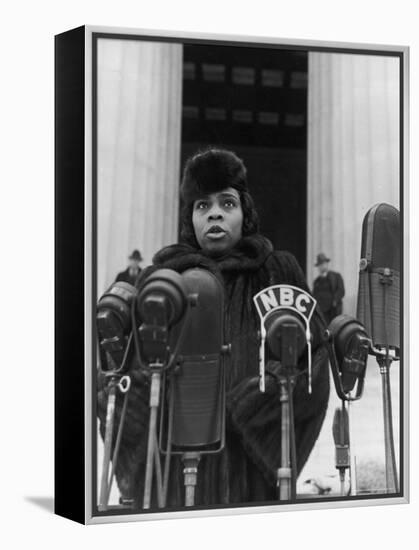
xmin=180 ymin=148 xmax=248 ymax=205
xmin=315 ymin=252 xmax=330 ymax=266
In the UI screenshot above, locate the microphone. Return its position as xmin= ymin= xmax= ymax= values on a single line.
xmin=166 ymin=268 xmax=227 ymax=451
xmin=327 ymin=314 xmax=369 ymax=399
xmin=96 ymin=281 xmax=137 ymax=372
xmin=253 ymin=285 xmax=316 ymax=392
xmin=135 ymin=268 xmax=190 ymax=509
xmin=356 ymin=203 xmax=400 ymax=493
xmin=356 ymin=203 xmax=400 ymax=354
xmin=151 ymin=268 xmax=227 ymax=508
xmin=264 ymin=310 xmax=307 ymax=369
xmin=253 ymin=285 xmax=316 ymax=501
xmin=96 ymin=281 xmax=138 ymax=509
xmin=136 ymin=269 xmax=187 ymax=365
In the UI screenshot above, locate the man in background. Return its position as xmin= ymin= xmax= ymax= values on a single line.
xmin=115 ymin=249 xmax=143 ymax=286
xmin=312 ymin=252 xmax=345 ymax=324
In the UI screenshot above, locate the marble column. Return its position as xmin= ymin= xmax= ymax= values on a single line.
xmin=301 ymin=52 xmax=400 ymax=487
xmin=97 ymin=39 xmax=183 ymax=293
xmin=307 ymin=52 xmax=399 ymax=315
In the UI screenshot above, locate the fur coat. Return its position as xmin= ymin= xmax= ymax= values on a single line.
xmin=97 ymin=234 xmax=330 ymax=508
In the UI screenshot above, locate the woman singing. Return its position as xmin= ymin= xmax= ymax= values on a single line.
xmin=97 ymin=148 xmax=330 ymax=508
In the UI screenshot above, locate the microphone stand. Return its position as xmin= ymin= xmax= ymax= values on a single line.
xmin=182 ymin=452 xmax=201 ymax=506
xmin=98 ymin=372 xmax=132 ymax=511
xmin=332 ymin=403 xmax=350 ymax=497
xmin=143 ymin=363 xmax=165 ymax=509
xmin=376 ymin=351 xmax=398 ymax=493
xmin=275 ymin=324 xmax=299 ymax=501
xmin=98 ymin=375 xmax=117 ymax=511
xmin=375 ymin=268 xmax=399 ymax=494
xmin=98 ymin=347 xmax=132 ymax=512
xmin=347 ymin=400 xmax=358 ymax=496
xmin=277 ymin=376 xmax=296 ymax=500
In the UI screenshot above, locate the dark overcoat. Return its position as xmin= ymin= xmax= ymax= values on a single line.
xmin=312 ymin=270 xmax=345 ymax=324
xmin=115 ymin=267 xmax=142 ymax=286
xmin=97 ymin=235 xmax=330 ymax=508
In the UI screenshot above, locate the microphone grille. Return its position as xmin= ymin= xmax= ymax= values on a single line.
xmin=360 ymin=203 xmax=400 ymax=272
xmin=357 ymin=203 xmax=400 ymax=350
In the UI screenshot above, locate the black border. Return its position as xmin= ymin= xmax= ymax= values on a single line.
xmin=55 ymin=25 xmax=86 ymax=524
xmin=90 ymin=30 xmax=405 ymax=520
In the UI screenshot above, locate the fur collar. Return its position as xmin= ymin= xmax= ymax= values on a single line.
xmin=152 ymin=234 xmax=273 ymax=274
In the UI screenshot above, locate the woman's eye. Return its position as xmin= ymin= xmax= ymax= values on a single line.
xmin=224 ymin=200 xmax=235 ymax=208
xmin=196 ymin=201 xmax=208 ymax=210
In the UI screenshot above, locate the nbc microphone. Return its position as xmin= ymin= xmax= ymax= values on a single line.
xmin=253 ymin=285 xmax=316 ymax=393
xmin=264 ymin=309 xmax=307 ymax=369
xmin=253 ymin=285 xmax=316 ymax=501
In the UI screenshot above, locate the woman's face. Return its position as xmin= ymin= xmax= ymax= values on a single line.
xmin=192 ymin=187 xmax=243 ymax=256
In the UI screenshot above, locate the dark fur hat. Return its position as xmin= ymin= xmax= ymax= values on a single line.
xmin=181 ymin=148 xmax=248 ymax=205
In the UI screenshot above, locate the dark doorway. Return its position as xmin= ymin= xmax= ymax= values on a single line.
xmin=180 ymin=43 xmax=308 ymax=272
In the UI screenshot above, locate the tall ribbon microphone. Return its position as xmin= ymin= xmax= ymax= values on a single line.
xmin=135 ymin=268 xmax=228 ymax=508
xmin=322 ymin=207 xmax=399 ymax=495
xmin=160 ymin=268 xmax=228 ymax=507
xmin=356 ymin=203 xmax=400 ymax=493
xmin=357 ymin=203 xmax=400 ymax=353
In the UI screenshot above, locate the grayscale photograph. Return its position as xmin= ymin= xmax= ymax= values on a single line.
xmin=92 ymin=32 xmax=404 ymax=517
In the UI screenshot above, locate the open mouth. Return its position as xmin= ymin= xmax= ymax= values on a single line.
xmin=207 ymin=225 xmax=224 ymax=234
xmin=206 ymin=225 xmax=227 ymax=239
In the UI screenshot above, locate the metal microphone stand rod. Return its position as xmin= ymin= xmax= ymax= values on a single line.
xmin=333 ymin=401 xmax=350 ymax=498
xmin=182 ymin=452 xmax=201 ymax=507
xmin=98 ymin=378 xmax=117 ymax=511
xmin=377 ymin=351 xmax=398 ymax=493
xmin=143 ymin=366 xmax=162 ymax=509
xmin=277 ymin=377 xmax=292 ymax=500
xmin=276 ymin=323 xmax=299 ymax=502
xmin=377 ymin=266 xmax=398 ymax=493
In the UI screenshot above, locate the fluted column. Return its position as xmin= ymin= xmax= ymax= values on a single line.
xmin=307 ymin=52 xmax=399 ymax=315
xmin=97 ymin=39 xmax=183 ymax=293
